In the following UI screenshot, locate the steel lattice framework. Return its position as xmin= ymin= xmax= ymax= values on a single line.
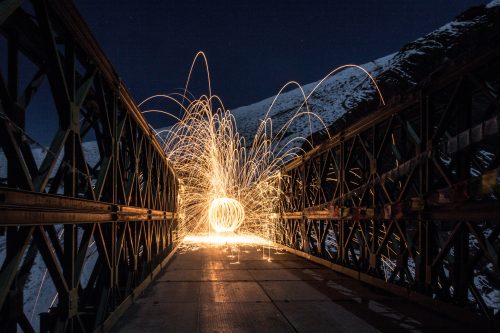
xmin=1 ymin=0 xmax=500 ymax=332
xmin=0 ymin=1 xmax=178 ymax=332
xmin=278 ymin=40 xmax=500 ymax=326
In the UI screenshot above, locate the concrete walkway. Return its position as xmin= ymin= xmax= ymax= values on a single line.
xmin=112 ymin=241 xmax=468 ymax=332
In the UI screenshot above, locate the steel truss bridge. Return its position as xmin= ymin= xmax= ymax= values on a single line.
xmin=0 ymin=0 xmax=177 ymax=332
xmin=278 ymin=38 xmax=500 ymax=323
xmin=0 ymin=0 xmax=498 ymax=332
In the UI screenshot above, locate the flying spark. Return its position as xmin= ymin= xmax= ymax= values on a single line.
xmin=140 ymin=51 xmax=384 ymax=243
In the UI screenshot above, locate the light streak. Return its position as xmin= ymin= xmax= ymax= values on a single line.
xmin=141 ymin=51 xmax=385 ymax=243
xmin=183 ymin=233 xmax=268 ymax=245
xmin=208 ymin=197 xmax=245 ymax=232
xmin=21 ymin=52 xmax=389 ymax=324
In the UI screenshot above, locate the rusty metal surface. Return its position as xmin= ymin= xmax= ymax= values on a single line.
xmin=112 ymin=243 xmax=473 ymax=333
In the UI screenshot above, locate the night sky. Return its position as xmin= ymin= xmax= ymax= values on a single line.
xmin=75 ymin=0 xmax=485 ymax=110
xmin=25 ymin=0 xmax=488 ymax=144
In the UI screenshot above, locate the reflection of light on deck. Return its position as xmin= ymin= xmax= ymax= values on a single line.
xmin=183 ymin=233 xmax=268 ymax=245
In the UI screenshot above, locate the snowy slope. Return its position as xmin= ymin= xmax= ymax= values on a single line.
xmin=0 ymin=141 xmax=100 ymax=183
xmin=229 ymin=0 xmax=500 ymax=314
xmin=231 ymin=1 xmax=500 ymax=151
xmin=232 ymin=54 xmax=392 ymax=149
xmin=1 ymin=0 xmax=500 ymax=328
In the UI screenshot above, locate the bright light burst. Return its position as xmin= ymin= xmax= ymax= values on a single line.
xmin=140 ymin=51 xmax=384 ymax=242
xmin=183 ymin=233 xmax=268 ymax=245
xmin=208 ymin=197 xmax=245 ymax=232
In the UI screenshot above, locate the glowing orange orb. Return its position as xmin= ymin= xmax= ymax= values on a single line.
xmin=208 ymin=197 xmax=245 ymax=233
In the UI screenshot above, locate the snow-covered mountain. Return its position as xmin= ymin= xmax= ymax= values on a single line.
xmin=3 ymin=2 xmax=500 ymax=179
xmin=2 ymin=1 xmax=500 ymax=329
xmin=228 ymin=0 xmax=500 ymax=314
xmin=231 ymin=0 xmax=500 ymax=150
xmin=0 ymin=142 xmax=100 ymax=181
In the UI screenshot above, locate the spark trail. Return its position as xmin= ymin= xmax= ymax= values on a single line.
xmin=25 ymin=53 xmax=388 ymax=326
xmin=140 ymin=51 xmax=384 ymax=242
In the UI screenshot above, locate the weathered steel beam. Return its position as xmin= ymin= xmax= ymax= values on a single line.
xmin=0 ymin=188 xmax=175 ymax=225
xmin=0 ymin=1 xmax=179 ymax=331
xmin=279 ymin=29 xmax=500 ymax=323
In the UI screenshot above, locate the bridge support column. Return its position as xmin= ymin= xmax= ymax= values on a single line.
xmin=300 ymin=217 xmax=310 ymax=253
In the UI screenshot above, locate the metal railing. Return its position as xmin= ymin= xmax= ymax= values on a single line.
xmin=278 ymin=34 xmax=500 ymax=327
xmin=0 ymin=1 xmax=178 ymax=332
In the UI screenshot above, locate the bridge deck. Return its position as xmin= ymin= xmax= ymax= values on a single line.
xmin=112 ymin=242 xmax=467 ymax=333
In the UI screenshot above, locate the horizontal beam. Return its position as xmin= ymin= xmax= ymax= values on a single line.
xmin=0 ymin=188 xmax=175 ymax=225
xmin=281 ymin=209 xmax=372 ymax=220
xmin=0 ymin=187 xmax=113 ymax=211
xmin=425 ymin=201 xmax=500 ymax=221
xmin=282 ymin=200 xmax=500 ymax=221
